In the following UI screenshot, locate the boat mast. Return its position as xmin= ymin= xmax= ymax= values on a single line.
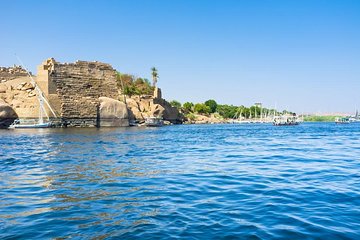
xmin=16 ymin=56 xmax=58 ymax=123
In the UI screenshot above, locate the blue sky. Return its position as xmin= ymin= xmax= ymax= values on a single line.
xmin=1 ymin=0 xmax=359 ymax=113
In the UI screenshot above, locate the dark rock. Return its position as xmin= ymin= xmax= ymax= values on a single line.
xmin=0 ymin=101 xmax=18 ymax=128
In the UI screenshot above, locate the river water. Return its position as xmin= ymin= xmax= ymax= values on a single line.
xmin=1 ymin=123 xmax=360 ymax=239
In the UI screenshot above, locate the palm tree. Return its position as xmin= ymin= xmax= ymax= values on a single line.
xmin=151 ymin=67 xmax=158 ymax=87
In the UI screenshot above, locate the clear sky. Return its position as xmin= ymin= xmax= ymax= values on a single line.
xmin=1 ymin=0 xmax=359 ymax=113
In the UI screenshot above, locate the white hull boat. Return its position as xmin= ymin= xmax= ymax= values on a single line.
xmin=9 ymin=122 xmax=53 ymax=129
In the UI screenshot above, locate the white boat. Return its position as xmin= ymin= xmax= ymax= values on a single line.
xmin=145 ymin=117 xmax=163 ymax=127
xmin=349 ymin=110 xmax=360 ymax=123
xmin=349 ymin=117 xmax=360 ymax=123
xmin=9 ymin=121 xmax=53 ymax=129
xmin=335 ymin=117 xmax=350 ymax=124
xmin=273 ymin=115 xmax=300 ymax=126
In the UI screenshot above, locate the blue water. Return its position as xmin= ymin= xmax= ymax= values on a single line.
xmin=1 ymin=123 xmax=360 ymax=239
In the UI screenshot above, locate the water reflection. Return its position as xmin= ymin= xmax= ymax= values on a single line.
xmin=1 ymin=127 xmax=165 ymax=238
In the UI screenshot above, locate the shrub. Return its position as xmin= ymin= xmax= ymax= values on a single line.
xmin=116 ymin=72 xmax=154 ymax=96
xmin=170 ymin=100 xmax=181 ymax=109
xmin=205 ymin=99 xmax=218 ymax=113
xmin=216 ymin=104 xmax=238 ymax=118
xmin=182 ymin=102 xmax=194 ymax=113
xmin=194 ymin=103 xmax=211 ymax=114
xmin=186 ymin=113 xmax=196 ymax=121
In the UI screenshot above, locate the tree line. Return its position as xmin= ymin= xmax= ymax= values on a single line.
xmin=169 ymin=99 xmax=294 ymax=119
xmin=115 ymin=69 xmax=294 ymax=119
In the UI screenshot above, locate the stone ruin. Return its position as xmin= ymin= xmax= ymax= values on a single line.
xmin=37 ymin=58 xmax=126 ymax=127
xmin=0 ymin=58 xmax=183 ymax=127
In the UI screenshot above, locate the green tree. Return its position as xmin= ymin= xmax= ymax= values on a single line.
xmin=170 ymin=100 xmax=181 ymax=109
xmin=216 ymin=104 xmax=238 ymax=118
xmin=204 ymin=99 xmax=218 ymax=113
xmin=194 ymin=103 xmax=211 ymax=114
xmin=182 ymin=102 xmax=194 ymax=113
xmin=151 ymin=67 xmax=158 ymax=87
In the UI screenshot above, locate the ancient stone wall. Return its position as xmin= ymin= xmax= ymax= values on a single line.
xmin=40 ymin=59 xmax=119 ymax=127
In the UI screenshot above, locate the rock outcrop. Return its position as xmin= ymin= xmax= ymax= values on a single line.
xmin=0 ymin=77 xmax=39 ymax=119
xmin=0 ymin=100 xmax=18 ymax=128
xmin=126 ymin=94 xmax=183 ymax=124
xmin=99 ymin=97 xmax=129 ymax=127
xmin=0 ymin=65 xmax=28 ymax=83
xmin=184 ymin=113 xmax=224 ymax=124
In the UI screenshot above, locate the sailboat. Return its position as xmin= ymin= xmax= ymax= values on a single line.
xmin=349 ymin=110 xmax=360 ymax=123
xmin=9 ymin=57 xmax=58 ymax=129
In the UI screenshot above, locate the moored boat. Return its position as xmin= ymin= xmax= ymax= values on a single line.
xmin=273 ymin=115 xmax=300 ymax=126
xmin=349 ymin=110 xmax=360 ymax=123
xmin=9 ymin=120 xmax=53 ymax=129
xmin=335 ymin=117 xmax=350 ymax=124
xmin=145 ymin=117 xmax=163 ymax=127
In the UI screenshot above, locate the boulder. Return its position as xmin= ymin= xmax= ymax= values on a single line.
xmin=157 ymin=99 xmax=183 ymax=123
xmin=151 ymin=104 xmax=165 ymax=118
xmin=16 ymin=82 xmax=26 ymax=90
xmin=194 ymin=114 xmax=210 ymax=124
xmin=138 ymin=100 xmax=147 ymax=112
xmin=28 ymin=91 xmax=36 ymax=97
xmin=126 ymin=98 xmax=144 ymax=121
xmin=126 ymin=98 xmax=139 ymax=110
xmin=0 ymin=100 xmax=18 ymax=128
xmin=21 ymin=82 xmax=34 ymax=91
xmin=125 ymin=90 xmax=183 ymax=124
xmin=98 ymin=97 xmax=129 ymax=127
xmin=128 ymin=107 xmax=144 ymax=121
xmin=0 ymin=84 xmax=7 ymax=93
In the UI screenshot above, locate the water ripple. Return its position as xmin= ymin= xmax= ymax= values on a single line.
xmin=1 ymin=123 xmax=360 ymax=239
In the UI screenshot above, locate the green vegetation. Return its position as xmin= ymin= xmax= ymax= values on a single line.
xmin=114 ymin=72 xmax=296 ymax=120
xmin=116 ymin=72 xmax=154 ymax=96
xmin=194 ymin=103 xmax=211 ymax=114
xmin=181 ymin=99 xmax=293 ymax=120
xmin=151 ymin=67 xmax=158 ymax=87
xmin=205 ymin=99 xmax=218 ymax=113
xmin=216 ymin=104 xmax=238 ymax=119
xmin=303 ymin=115 xmax=338 ymax=122
xmin=170 ymin=100 xmax=181 ymax=109
xmin=185 ymin=113 xmax=196 ymax=121
xmin=182 ymin=102 xmax=194 ymax=113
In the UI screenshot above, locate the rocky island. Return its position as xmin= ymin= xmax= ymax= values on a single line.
xmin=0 ymin=58 xmax=183 ymax=128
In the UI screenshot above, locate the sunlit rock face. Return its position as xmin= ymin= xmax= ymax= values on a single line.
xmin=98 ymin=97 xmax=129 ymax=127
